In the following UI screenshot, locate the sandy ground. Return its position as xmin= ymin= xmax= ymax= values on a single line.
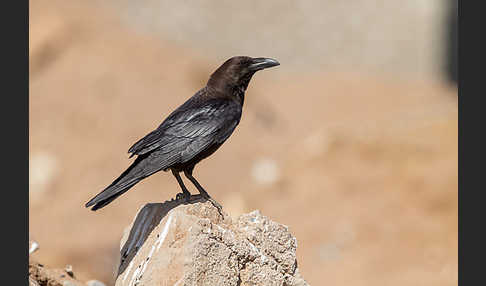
xmin=29 ymin=1 xmax=457 ymax=285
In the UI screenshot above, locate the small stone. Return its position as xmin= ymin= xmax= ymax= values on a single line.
xmin=86 ymin=280 xmax=106 ymax=286
xmin=29 ymin=152 xmax=58 ymax=201
xmin=29 ymin=277 xmax=40 ymax=286
xmin=65 ymin=264 xmax=74 ymax=278
xmin=251 ymin=158 xmax=280 ymax=185
xmin=29 ymin=240 xmax=39 ymax=255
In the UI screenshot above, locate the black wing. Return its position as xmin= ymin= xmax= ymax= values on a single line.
xmin=128 ymin=98 xmax=241 ymax=167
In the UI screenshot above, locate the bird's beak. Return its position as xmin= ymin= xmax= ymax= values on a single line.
xmin=248 ymin=57 xmax=280 ymax=71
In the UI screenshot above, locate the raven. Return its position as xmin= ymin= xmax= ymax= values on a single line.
xmin=85 ymin=56 xmax=280 ymax=211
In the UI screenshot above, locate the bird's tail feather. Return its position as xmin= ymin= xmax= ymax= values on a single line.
xmin=85 ymin=154 xmax=155 ymax=211
xmin=87 ymin=181 xmax=137 ymax=211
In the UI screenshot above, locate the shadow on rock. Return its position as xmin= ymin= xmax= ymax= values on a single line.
xmin=117 ymin=194 xmax=207 ymax=276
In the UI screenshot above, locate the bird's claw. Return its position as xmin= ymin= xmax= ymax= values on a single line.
xmin=176 ymin=192 xmax=190 ymax=202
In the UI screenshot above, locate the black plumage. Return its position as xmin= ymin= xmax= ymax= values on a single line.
xmin=85 ymin=56 xmax=279 ymax=211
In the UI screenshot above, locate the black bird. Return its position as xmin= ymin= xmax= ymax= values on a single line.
xmin=85 ymin=56 xmax=280 ymax=211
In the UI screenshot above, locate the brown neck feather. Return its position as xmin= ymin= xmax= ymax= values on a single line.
xmin=207 ymin=69 xmax=254 ymax=105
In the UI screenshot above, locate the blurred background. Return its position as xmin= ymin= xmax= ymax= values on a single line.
xmin=29 ymin=0 xmax=457 ymax=285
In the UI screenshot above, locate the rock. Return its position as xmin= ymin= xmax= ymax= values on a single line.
xmin=86 ymin=280 xmax=106 ymax=286
xmin=29 ymin=240 xmax=40 ymax=255
xmin=29 ymin=277 xmax=40 ymax=286
xmin=29 ymin=259 xmax=85 ymax=286
xmin=65 ymin=265 xmax=74 ymax=278
xmin=251 ymin=158 xmax=281 ymax=185
xmin=29 ymin=152 xmax=58 ymax=203
xmin=116 ymin=199 xmax=308 ymax=286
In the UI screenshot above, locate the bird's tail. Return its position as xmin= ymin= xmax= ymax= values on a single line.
xmin=85 ymin=154 xmax=155 ymax=211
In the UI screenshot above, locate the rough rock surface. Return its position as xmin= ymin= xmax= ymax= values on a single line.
xmin=116 ymin=199 xmax=308 ymax=286
xmin=29 ymin=259 xmax=87 ymax=286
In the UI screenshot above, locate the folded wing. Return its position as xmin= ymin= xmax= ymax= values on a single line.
xmin=128 ymin=98 xmax=241 ymax=167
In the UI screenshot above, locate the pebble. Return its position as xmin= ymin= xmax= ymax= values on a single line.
xmin=29 ymin=240 xmax=39 ymax=255
xmin=65 ymin=265 xmax=74 ymax=277
xmin=29 ymin=151 xmax=58 ymax=202
xmin=251 ymin=158 xmax=280 ymax=185
xmin=86 ymin=280 xmax=106 ymax=286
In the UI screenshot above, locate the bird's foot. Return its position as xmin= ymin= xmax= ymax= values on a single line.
xmin=175 ymin=192 xmax=207 ymax=204
xmin=175 ymin=192 xmax=191 ymax=202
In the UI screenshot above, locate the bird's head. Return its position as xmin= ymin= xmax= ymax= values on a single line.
xmin=207 ymin=56 xmax=280 ymax=96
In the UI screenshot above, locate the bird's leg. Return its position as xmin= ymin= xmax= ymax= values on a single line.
xmin=183 ymin=168 xmax=224 ymax=217
xmin=183 ymin=169 xmax=209 ymax=197
xmin=171 ymin=169 xmax=191 ymax=201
